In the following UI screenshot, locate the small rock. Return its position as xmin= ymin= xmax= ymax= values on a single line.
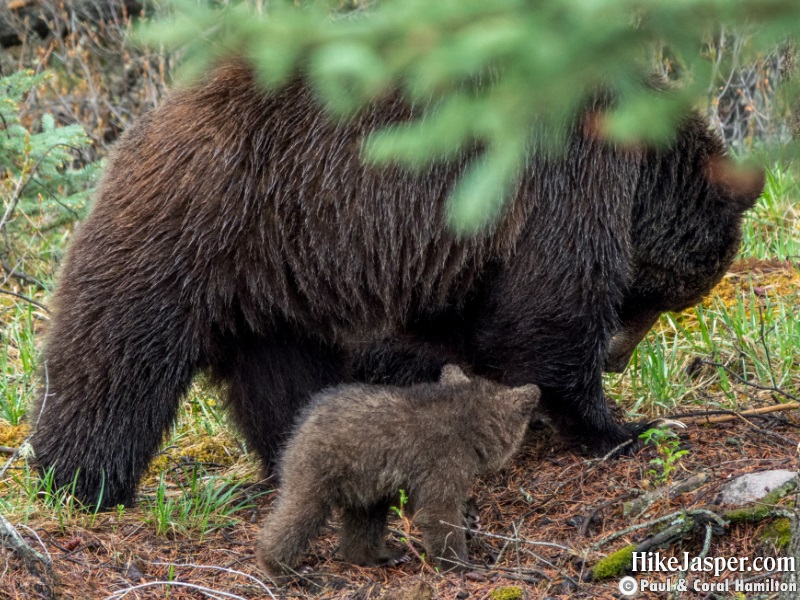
xmin=718 ymin=470 xmax=797 ymax=506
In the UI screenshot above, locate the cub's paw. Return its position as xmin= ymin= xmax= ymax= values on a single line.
xmin=463 ymin=496 xmax=481 ymax=540
xmin=376 ymin=552 xmax=411 ymax=568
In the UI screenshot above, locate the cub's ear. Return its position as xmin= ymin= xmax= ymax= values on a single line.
xmin=707 ymin=156 xmax=764 ymax=213
xmin=440 ymin=364 xmax=469 ymax=385
xmin=511 ymin=384 xmax=541 ymax=409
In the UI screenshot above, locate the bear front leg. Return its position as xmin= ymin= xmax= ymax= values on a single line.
xmin=538 ymin=380 xmax=639 ymax=455
xmin=475 ymin=302 xmax=638 ymax=455
xmin=411 ymin=484 xmax=471 ymax=572
xmin=338 ymin=499 xmax=403 ymax=566
xmin=416 ymin=506 xmax=469 ymax=571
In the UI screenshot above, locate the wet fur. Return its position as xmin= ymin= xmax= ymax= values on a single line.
xmin=32 ymin=60 xmax=761 ymax=508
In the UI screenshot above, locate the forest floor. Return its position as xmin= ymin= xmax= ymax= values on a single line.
xmin=1 ymin=398 xmax=799 ymax=599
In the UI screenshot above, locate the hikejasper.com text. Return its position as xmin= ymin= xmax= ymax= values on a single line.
xmin=632 ymin=552 xmax=795 ymax=578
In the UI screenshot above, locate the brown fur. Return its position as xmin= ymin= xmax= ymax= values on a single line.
xmin=31 ymin=59 xmax=761 ymax=508
xmin=256 ymin=366 xmax=540 ymax=574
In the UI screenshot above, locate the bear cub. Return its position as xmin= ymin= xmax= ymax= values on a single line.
xmin=257 ymin=365 xmax=540 ymax=575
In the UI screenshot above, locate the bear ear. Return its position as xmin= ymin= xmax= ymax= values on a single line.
xmin=440 ymin=364 xmax=469 ymax=385
xmin=511 ymin=384 xmax=541 ymax=409
xmin=706 ymin=156 xmax=764 ymax=213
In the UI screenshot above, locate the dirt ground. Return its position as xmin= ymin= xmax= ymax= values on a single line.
xmin=3 ymin=416 xmax=798 ymax=600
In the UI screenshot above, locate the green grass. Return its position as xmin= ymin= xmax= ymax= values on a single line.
xmin=0 ymin=303 xmax=38 ymax=425
xmin=739 ymin=162 xmax=800 ymax=259
xmin=141 ymin=469 xmax=257 ymax=540
xmin=606 ymin=278 xmax=800 ymax=416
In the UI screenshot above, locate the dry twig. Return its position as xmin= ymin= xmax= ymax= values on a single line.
xmin=690 ymin=402 xmax=800 ymax=424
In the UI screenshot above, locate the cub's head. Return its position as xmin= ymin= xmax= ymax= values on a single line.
xmin=606 ymin=120 xmax=762 ymax=373
xmin=439 ymin=364 xmax=541 ymax=419
xmin=439 ymin=365 xmax=541 ymax=470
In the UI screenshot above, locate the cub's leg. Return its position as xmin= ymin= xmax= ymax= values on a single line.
xmin=412 ymin=486 xmax=470 ymax=571
xmin=338 ymin=499 xmax=403 ymax=566
xmin=257 ymin=492 xmax=331 ymax=576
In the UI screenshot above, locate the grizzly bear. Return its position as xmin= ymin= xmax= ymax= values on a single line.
xmin=31 ymin=60 xmax=762 ymax=508
xmin=257 ymin=365 xmax=540 ymax=575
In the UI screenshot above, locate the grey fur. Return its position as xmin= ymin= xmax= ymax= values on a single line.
xmin=257 ymin=365 xmax=540 ymax=574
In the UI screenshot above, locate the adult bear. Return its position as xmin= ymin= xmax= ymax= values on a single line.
xmin=31 ymin=61 xmax=762 ymax=509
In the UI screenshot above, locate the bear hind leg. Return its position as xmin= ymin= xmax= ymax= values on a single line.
xmin=216 ymin=333 xmax=346 ymax=473
xmin=32 ymin=305 xmax=200 ymax=509
xmin=257 ymin=496 xmax=331 ymax=576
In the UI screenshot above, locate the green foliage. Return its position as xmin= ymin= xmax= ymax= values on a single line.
xmin=739 ymin=162 xmax=800 ymax=259
xmin=592 ymin=544 xmax=635 ymax=580
xmin=1 ymin=70 xmax=98 ymax=226
xmin=639 ymin=428 xmax=688 ymax=486
xmin=19 ymin=467 xmax=87 ymax=533
xmin=489 ymin=586 xmax=523 ymax=600
xmin=139 ymin=0 xmax=800 ymax=231
xmin=140 ymin=467 xmax=255 ymax=539
xmin=762 ymin=517 xmax=793 ymax=550
xmin=0 ymin=304 xmax=37 ymax=425
xmin=390 ymin=488 xmax=409 ymax=519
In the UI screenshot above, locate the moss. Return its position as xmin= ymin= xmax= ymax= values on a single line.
xmin=143 ymin=432 xmax=240 ymax=485
xmin=762 ymin=518 xmax=792 ymax=550
xmin=725 ymin=479 xmax=797 ymax=523
xmin=0 ymin=423 xmax=29 ymax=447
xmin=489 ymin=586 xmax=523 ymax=600
xmin=592 ymin=544 xmax=635 ymax=580
xmin=724 ymin=506 xmax=768 ymax=523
